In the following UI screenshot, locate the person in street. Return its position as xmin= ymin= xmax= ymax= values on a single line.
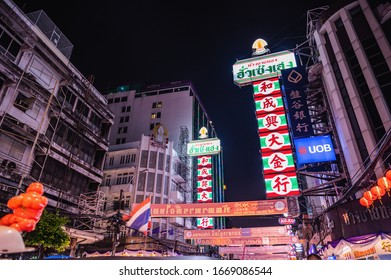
xmin=307 ymin=253 xmax=322 ymax=260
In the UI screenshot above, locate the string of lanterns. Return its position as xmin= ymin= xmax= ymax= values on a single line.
xmin=359 ymin=169 xmax=391 ymax=208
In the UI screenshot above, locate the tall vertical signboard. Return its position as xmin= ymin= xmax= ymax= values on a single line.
xmin=233 ymin=40 xmax=300 ymax=198
xmin=187 ymin=127 xmax=221 ymax=229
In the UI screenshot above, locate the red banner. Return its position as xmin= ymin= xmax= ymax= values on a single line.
xmin=151 ymin=199 xmax=288 ymax=218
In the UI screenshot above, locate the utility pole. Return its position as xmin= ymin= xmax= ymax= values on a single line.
xmin=111 ymin=189 xmax=124 ymax=256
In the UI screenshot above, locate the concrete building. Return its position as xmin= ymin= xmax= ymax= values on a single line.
xmin=100 ymin=81 xmax=225 ymax=243
xmin=296 ymin=0 xmax=391 ymax=253
xmin=0 ymin=0 xmax=114 ymax=238
xmin=313 ymin=0 xmax=391 ymax=201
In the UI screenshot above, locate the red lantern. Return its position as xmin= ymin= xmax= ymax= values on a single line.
xmin=386 ymin=170 xmax=391 ymax=182
xmin=371 ymin=185 xmax=386 ymax=204
xmin=363 ymin=190 xmax=377 ymax=201
xmin=359 ymin=197 xmax=373 ymax=208
xmin=377 ymin=177 xmax=391 ymax=196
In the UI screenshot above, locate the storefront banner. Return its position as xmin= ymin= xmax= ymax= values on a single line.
xmin=184 ymin=226 xmax=287 ymax=239
xmin=322 ymin=234 xmax=391 ymax=260
xmin=151 ymin=199 xmax=288 ymax=217
xmin=323 ymin=194 xmax=391 ymax=240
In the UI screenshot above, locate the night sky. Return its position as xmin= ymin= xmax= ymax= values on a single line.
xmin=13 ymin=0 xmax=337 ymax=227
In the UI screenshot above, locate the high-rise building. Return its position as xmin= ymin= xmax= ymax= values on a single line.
xmin=300 ymin=0 xmax=391 ymax=257
xmin=313 ymin=0 xmax=391 ymax=201
xmin=0 ymin=0 xmax=114 ymax=241
xmin=100 ymin=80 xmax=225 ymax=244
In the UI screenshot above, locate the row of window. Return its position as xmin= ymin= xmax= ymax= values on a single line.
xmin=107 ymin=154 xmax=136 ymax=166
xmin=115 ymin=137 xmax=126 ymax=144
xmin=134 ymin=86 xmax=190 ymax=98
xmin=151 ymin=112 xmax=161 ymax=119
xmin=119 ymin=116 xmax=129 ymax=123
xmin=117 ymin=126 xmax=128 ymax=134
xmin=121 ymin=106 xmax=131 ymax=113
xmin=0 ymin=20 xmax=22 ymax=62
xmin=107 ymin=96 xmax=128 ymax=104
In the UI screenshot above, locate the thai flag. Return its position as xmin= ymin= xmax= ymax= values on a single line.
xmin=126 ymin=196 xmax=151 ymax=235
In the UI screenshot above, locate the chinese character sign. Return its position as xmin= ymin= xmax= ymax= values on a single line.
xmin=281 ymin=66 xmax=314 ymax=138
xmin=253 ymin=77 xmax=300 ymax=198
xmin=197 ymin=155 xmax=213 ymax=203
xmin=196 ymin=217 xmax=214 ymax=229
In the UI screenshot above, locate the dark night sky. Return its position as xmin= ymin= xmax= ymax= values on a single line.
xmin=13 ymin=0 xmax=337 ymax=227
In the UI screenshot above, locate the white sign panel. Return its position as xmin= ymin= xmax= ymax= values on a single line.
xmin=232 ymin=50 xmax=297 ymax=86
xmin=187 ymin=138 xmax=221 ymax=156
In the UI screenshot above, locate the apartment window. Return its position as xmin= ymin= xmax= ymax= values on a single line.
xmin=120 ymin=117 xmax=124 ymax=123
xmin=108 ymin=157 xmax=114 ymax=166
xmin=158 ymin=152 xmax=164 ymax=170
xmin=120 ymin=96 xmax=128 ymax=102
xmin=114 ymin=97 xmax=120 ymax=103
xmin=0 ymin=134 xmax=25 ymax=161
xmin=14 ymin=92 xmax=30 ymax=112
xmin=125 ymin=154 xmax=131 ymax=163
xmin=121 ymin=137 xmax=126 ymax=144
xmin=136 ymin=195 xmax=144 ymax=203
xmin=116 ymin=175 xmax=122 ymax=185
xmin=105 ymin=176 xmax=111 ymax=186
xmin=122 ymin=176 xmax=128 ymax=184
xmin=137 ymin=172 xmax=147 ymax=191
xmin=0 ymin=22 xmax=22 ymax=61
xmin=116 ymin=138 xmax=121 ymax=144
xmin=124 ymin=116 xmax=129 ymax=122
xmin=108 ymin=98 xmax=113 ymax=104
xmin=123 ymin=127 xmax=128 ymax=133
xmin=131 ymin=154 xmax=136 ymax=162
xmin=149 ymin=151 xmax=157 ymax=168
xmin=120 ymin=155 xmax=125 ymax=164
xmin=152 ymin=102 xmax=162 ymax=108
xmin=151 ymin=112 xmax=161 ymax=119
xmin=118 ymin=127 xmax=123 ymax=134
xmin=121 ymin=106 xmax=126 ymax=113
xmin=156 ymin=174 xmax=163 ymax=193
xmin=75 ymin=100 xmax=90 ymax=118
xmin=147 ymin=173 xmax=155 ymax=192
xmin=149 ymin=123 xmax=155 ymax=130
xmin=140 ymin=151 xmax=148 ymax=168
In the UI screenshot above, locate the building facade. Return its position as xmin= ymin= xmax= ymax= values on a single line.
xmin=314 ymin=0 xmax=390 ymax=186
xmin=300 ymin=0 xmax=391 ymax=256
xmin=0 ymin=0 xmax=114 ymax=232
xmin=101 ymin=81 xmax=225 ymax=242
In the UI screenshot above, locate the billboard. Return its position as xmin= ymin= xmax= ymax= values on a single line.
xmin=281 ymin=66 xmax=314 ymax=138
xmin=233 ymin=50 xmax=297 ymax=86
xmin=294 ymin=135 xmax=336 ymax=165
xmin=187 ymin=138 xmax=221 ymax=156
